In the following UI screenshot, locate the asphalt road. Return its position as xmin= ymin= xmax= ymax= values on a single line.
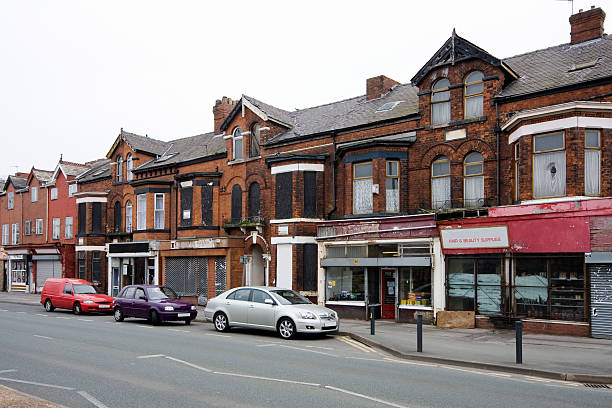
xmin=0 ymin=302 xmax=610 ymax=408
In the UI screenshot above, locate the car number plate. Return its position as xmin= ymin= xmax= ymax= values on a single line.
xmin=177 ymin=313 xmax=190 ymax=317
xmin=98 ymin=305 xmax=110 ymax=309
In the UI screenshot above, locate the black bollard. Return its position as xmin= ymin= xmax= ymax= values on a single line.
xmin=370 ymin=305 xmax=375 ymax=335
xmin=515 ymin=320 xmax=522 ymax=364
xmin=417 ymin=314 xmax=423 ymax=352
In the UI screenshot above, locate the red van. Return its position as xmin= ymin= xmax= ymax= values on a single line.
xmin=40 ymin=278 xmax=114 ymax=314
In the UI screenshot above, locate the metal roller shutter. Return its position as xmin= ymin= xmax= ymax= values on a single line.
xmin=36 ymin=260 xmax=61 ymax=292
xmin=590 ymin=264 xmax=612 ymax=339
xmin=165 ymin=257 xmax=207 ymax=297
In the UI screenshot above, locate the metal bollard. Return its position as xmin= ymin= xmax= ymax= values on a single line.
xmin=370 ymin=305 xmax=375 ymax=335
xmin=515 ymin=320 xmax=522 ymax=364
xmin=417 ymin=314 xmax=423 ymax=352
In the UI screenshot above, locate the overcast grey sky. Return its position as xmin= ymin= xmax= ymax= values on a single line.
xmin=0 ymin=0 xmax=609 ymax=177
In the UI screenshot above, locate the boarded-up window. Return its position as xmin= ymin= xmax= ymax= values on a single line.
xmin=304 ymin=171 xmax=317 ymax=218
xmin=181 ymin=187 xmax=193 ymax=227
xmin=92 ymin=252 xmax=101 ymax=284
xmin=78 ymin=203 xmax=86 ymax=235
xmin=231 ymin=184 xmax=242 ymax=223
xmin=275 ymin=172 xmax=292 ymax=219
xmin=249 ymin=182 xmax=260 ymax=219
xmin=202 ymin=185 xmax=213 ymax=226
xmin=114 ymin=201 xmax=122 ymax=232
xmin=303 ymin=244 xmax=317 ymax=291
xmin=92 ymin=202 xmax=102 ymax=234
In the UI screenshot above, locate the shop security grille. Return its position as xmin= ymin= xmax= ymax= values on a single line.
xmin=590 ymin=264 xmax=612 ymax=339
xmin=165 ymin=257 xmax=207 ymax=297
xmin=215 ymin=256 xmax=226 ymax=296
xmin=197 ymin=258 xmax=208 ymax=297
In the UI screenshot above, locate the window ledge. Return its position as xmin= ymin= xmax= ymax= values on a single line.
xmin=325 ymin=301 xmax=366 ymax=306
xmin=227 ymin=156 xmax=261 ymax=165
xmin=426 ymin=116 xmax=488 ymax=130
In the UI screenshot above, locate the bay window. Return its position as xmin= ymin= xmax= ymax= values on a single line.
xmin=386 ymin=161 xmax=399 ymax=213
xmin=137 ymin=194 xmax=146 ymax=230
xmin=154 ymin=193 xmax=165 ymax=229
xmin=533 ymin=132 xmax=565 ymax=198
xmin=353 ymin=162 xmax=373 ymax=214
xmin=125 ymin=201 xmax=133 ymax=232
xmin=585 ymin=129 xmax=600 ymax=196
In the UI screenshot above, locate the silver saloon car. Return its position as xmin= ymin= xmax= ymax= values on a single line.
xmin=204 ymin=286 xmax=339 ymax=339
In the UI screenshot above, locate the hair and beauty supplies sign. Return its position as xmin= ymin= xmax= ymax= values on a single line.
xmin=440 ymin=226 xmax=509 ymax=249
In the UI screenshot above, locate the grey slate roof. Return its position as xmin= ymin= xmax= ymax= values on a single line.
xmin=267 ymin=83 xmax=419 ymax=144
xmin=59 ymin=161 xmax=90 ymax=177
xmin=32 ymin=168 xmax=53 ymax=183
xmin=135 ymin=132 xmax=226 ymax=172
xmin=76 ymin=159 xmax=111 ymax=184
xmin=498 ymin=35 xmax=612 ymax=99
xmin=5 ymin=175 xmax=26 ymax=190
xmin=122 ymin=131 xmax=169 ymax=156
xmin=243 ymin=95 xmax=293 ymax=126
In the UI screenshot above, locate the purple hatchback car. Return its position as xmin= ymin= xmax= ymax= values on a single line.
xmin=113 ymin=285 xmax=197 ymax=325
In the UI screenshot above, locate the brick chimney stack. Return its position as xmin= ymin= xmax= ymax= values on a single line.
xmin=570 ymin=6 xmax=606 ymax=45
xmin=213 ymin=96 xmax=236 ymax=134
xmin=366 ymin=75 xmax=400 ymax=101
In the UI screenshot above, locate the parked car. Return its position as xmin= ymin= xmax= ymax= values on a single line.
xmin=204 ymin=286 xmax=339 ymax=339
xmin=113 ymin=285 xmax=197 ymax=325
xmin=40 ymin=278 xmax=114 ymax=314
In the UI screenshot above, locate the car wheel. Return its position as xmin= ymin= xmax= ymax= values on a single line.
xmin=214 ymin=312 xmax=229 ymax=332
xmin=185 ymin=319 xmax=192 ymax=325
xmin=44 ymin=299 xmax=54 ymax=312
xmin=73 ymin=302 xmax=82 ymax=315
xmin=150 ymin=310 xmax=160 ymax=326
xmin=278 ymin=317 xmax=296 ymax=340
xmin=113 ymin=307 xmax=124 ymax=322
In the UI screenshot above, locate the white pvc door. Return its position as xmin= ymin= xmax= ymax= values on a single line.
xmin=276 ymin=244 xmax=293 ymax=289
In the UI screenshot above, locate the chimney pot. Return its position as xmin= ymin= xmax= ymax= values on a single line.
xmin=569 ymin=7 xmax=606 ymax=44
xmin=212 ymin=96 xmax=236 ymax=134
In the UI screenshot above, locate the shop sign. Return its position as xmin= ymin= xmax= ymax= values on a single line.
xmin=441 ymin=226 xmax=509 ymax=249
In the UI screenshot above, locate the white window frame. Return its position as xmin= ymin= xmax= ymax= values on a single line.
xmin=463 ymin=152 xmax=484 ymax=207
xmin=126 ymin=154 xmax=133 ymax=182
xmin=24 ymin=220 xmax=31 ymax=236
xmin=65 ymin=217 xmax=73 ymax=239
xmin=11 ymin=223 xmax=19 ymax=245
xmin=233 ymin=127 xmax=243 ymax=160
xmin=126 ymin=201 xmax=133 ymax=233
xmin=432 ymin=156 xmax=451 ymax=209
xmin=68 ymin=184 xmax=77 ymax=197
xmin=464 ymin=71 xmax=484 ymax=119
xmin=431 ymin=78 xmax=451 ymax=125
xmin=50 ymin=187 xmax=58 ymax=200
xmin=35 ymin=218 xmax=43 ymax=235
xmin=2 ymin=224 xmax=9 ymax=246
xmin=137 ymin=194 xmax=146 ymax=230
xmin=31 ymin=186 xmax=38 ymax=202
xmin=52 ymin=218 xmax=60 ymax=240
xmin=117 ymin=156 xmax=123 ymax=182
xmin=514 ymin=143 xmax=520 ymax=201
xmin=353 ymin=162 xmax=373 ymax=214
xmin=154 ymin=193 xmax=165 ymax=230
xmin=7 ymin=191 xmax=14 ymax=210
xmin=585 ymin=129 xmax=601 ymax=196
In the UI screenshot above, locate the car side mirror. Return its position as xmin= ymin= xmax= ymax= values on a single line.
xmin=264 ymin=298 xmax=274 ymax=305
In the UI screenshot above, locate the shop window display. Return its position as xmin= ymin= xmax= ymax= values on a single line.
xmin=447 ymin=257 xmax=502 ymax=315
xmin=398 ymin=267 xmax=431 ymax=307
xmin=326 ymin=267 xmax=365 ymax=302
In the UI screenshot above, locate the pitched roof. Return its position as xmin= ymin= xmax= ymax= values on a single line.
xmin=134 ymin=132 xmax=226 ymax=172
xmin=76 ymin=159 xmax=111 ymax=184
xmin=31 ymin=168 xmax=54 ymax=183
xmin=498 ymin=35 xmax=612 ymax=99
xmin=243 ymin=95 xmax=293 ymax=127
xmin=59 ymin=161 xmax=90 ymax=177
xmin=4 ymin=175 xmax=27 ymax=191
xmin=121 ymin=130 xmax=169 ymax=156
xmin=267 ymin=83 xmax=419 ymax=145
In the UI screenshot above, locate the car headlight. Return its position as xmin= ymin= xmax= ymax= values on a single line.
xmin=299 ymin=311 xmax=316 ymax=319
xmin=83 ymin=300 xmax=94 ymax=304
xmin=164 ymin=306 xmax=174 ymax=311
xmin=191 ymin=306 xmax=196 ymax=310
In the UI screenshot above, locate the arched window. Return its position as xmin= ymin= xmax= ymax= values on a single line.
xmin=231 ymin=184 xmax=242 ymax=222
xmin=114 ymin=201 xmax=122 ymax=232
xmin=464 ymin=152 xmax=484 ymax=207
xmin=125 ymin=201 xmax=133 ymax=233
xmin=250 ymin=123 xmax=261 ymax=157
xmin=248 ymin=182 xmax=261 ymax=219
xmin=126 ymin=154 xmax=133 ymax=182
xmin=116 ymin=156 xmax=123 ymax=182
xmin=233 ymin=127 xmax=243 ymax=160
xmin=432 ymin=156 xmax=451 ymax=209
xmin=464 ymin=71 xmax=484 ymax=119
xmin=431 ymin=78 xmax=451 ymax=125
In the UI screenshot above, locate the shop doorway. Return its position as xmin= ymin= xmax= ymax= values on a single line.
xmin=382 ymin=268 xmax=397 ymax=319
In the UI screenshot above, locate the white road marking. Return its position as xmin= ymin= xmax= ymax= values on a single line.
xmin=164 ymin=356 xmax=212 ymax=372
xmin=339 ymin=336 xmax=372 ymax=353
xmin=55 ymin=316 xmax=70 ymax=320
xmin=383 ymin=357 xmax=437 ymax=367
xmin=168 ymin=328 xmax=190 ymax=333
xmin=305 ymin=345 xmax=335 ymax=351
xmin=35 ymin=313 xmax=48 ymax=317
xmin=137 ymin=354 xmax=165 ymax=359
xmin=205 ymin=333 xmax=230 ymax=337
xmin=77 ymin=318 xmax=93 ymax=322
xmin=274 ymin=344 xmax=335 ymax=357
xmin=0 ymin=309 xmax=9 ymax=312
xmin=256 ymin=344 xmax=276 ymax=347
xmin=213 ymin=371 xmax=320 ymax=387
xmin=487 ymin=372 xmax=512 ymax=377
xmin=78 ymin=390 xmax=110 ymax=408
xmin=324 ymin=385 xmax=411 ymax=408
xmin=33 ymin=334 xmax=54 ymax=340
xmin=15 ymin=311 xmax=26 ymax=314
xmin=0 ymin=370 xmax=17 ymax=374
xmin=0 ymin=376 xmax=74 ymax=390
xmin=137 ymin=325 xmax=154 ymax=329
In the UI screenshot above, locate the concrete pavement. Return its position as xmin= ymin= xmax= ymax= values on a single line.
xmin=2 ymin=291 xmax=611 ymax=384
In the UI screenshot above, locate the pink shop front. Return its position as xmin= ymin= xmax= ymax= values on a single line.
xmin=439 ymin=198 xmax=612 ymax=338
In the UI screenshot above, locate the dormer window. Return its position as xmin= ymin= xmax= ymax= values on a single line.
xmin=233 ymin=127 xmax=243 ymax=160
xmin=431 ymin=79 xmax=450 ymax=125
xmin=464 ymin=71 xmax=484 ymax=119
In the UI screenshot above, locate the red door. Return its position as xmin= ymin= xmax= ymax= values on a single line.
xmin=381 ymin=269 xmax=396 ymax=319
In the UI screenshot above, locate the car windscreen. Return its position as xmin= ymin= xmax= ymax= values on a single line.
xmin=73 ymin=284 xmax=99 ymax=294
xmin=270 ymin=290 xmax=311 ymax=305
xmin=147 ymin=286 xmax=178 ymax=300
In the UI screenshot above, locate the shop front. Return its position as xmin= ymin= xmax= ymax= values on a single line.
xmin=6 ymin=251 xmax=31 ymax=292
xmin=106 ymin=242 xmax=159 ymax=297
xmin=440 ymin=203 xmax=592 ymax=336
xmin=318 ymin=215 xmax=441 ymax=322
